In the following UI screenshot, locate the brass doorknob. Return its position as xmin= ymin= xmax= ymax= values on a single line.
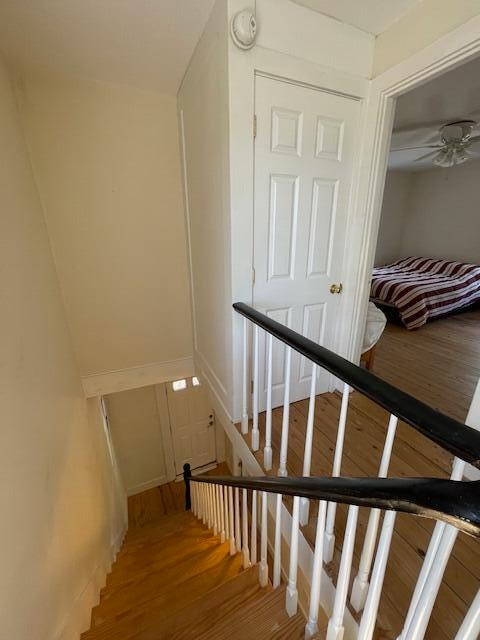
xmin=330 ymin=283 xmax=343 ymax=294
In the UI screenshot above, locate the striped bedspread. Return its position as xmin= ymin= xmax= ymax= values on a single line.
xmin=371 ymin=257 xmax=480 ymax=329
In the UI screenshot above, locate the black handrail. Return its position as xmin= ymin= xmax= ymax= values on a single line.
xmin=233 ymin=302 xmax=480 ymax=470
xmin=192 ymin=475 xmax=480 ymax=538
xmin=183 ymin=463 xmax=192 ymax=511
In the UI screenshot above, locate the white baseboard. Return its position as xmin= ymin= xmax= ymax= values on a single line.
xmin=127 ymin=475 xmax=169 ymax=496
xmin=55 ymin=527 xmax=126 ymax=640
xmin=81 ymin=356 xmax=195 ymax=397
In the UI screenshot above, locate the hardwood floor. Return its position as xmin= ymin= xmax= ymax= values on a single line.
xmin=82 ymin=465 xmax=319 ymax=639
xmin=241 ymin=310 xmax=480 ymax=639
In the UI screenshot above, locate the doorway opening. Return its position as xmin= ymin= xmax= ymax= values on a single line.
xmin=366 ymin=54 xmax=480 ymax=425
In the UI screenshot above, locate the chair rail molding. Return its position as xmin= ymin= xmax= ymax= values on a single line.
xmin=81 ymin=356 xmax=195 ymax=397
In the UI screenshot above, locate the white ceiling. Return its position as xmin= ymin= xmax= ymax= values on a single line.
xmin=290 ymin=0 xmax=422 ymax=35
xmin=390 ymin=56 xmax=480 ymax=170
xmin=0 ymin=0 xmax=215 ymax=93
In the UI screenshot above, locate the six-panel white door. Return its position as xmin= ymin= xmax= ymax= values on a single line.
xmin=166 ymin=377 xmax=216 ymax=475
xmin=254 ymin=74 xmax=361 ymax=407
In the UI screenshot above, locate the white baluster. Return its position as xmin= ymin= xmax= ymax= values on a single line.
xmin=242 ymin=318 xmax=249 ymax=434
xmin=402 ymin=524 xmax=459 ymax=640
xmin=455 ymin=588 xmax=480 ymax=640
xmin=397 ymin=457 xmax=466 ymax=639
xmin=300 ymin=364 xmax=317 ymax=526
xmin=351 ymin=414 xmax=398 ymax=611
xmin=207 ymin=484 xmax=212 ymax=529
xmin=191 ymin=482 xmax=196 ymax=516
xmin=264 ymin=333 xmax=273 ymax=470
xmin=202 ymin=484 xmax=207 ymax=525
xmin=324 ymin=383 xmax=350 ymax=562
xmin=327 ymin=505 xmax=359 ymax=640
xmin=273 ymin=493 xmax=282 ymax=588
xmin=286 ymin=495 xmax=300 ymax=616
xmin=259 ymin=491 xmax=269 ymax=587
xmin=252 ymin=326 xmax=260 ymax=451
xmin=235 ymin=487 xmax=242 ymax=553
xmin=218 ymin=484 xmax=225 ymax=543
xmin=228 ymin=486 xmax=236 ymax=556
xmin=278 ymin=346 xmax=292 ymax=477
xmin=242 ymin=488 xmax=251 ymax=568
xmin=357 ymin=510 xmax=397 ymax=640
xmin=305 ymin=499 xmax=328 ymax=639
xmin=213 ymin=484 xmax=219 ymax=536
xmin=251 ymin=490 xmax=257 ymax=564
xmin=223 ymin=485 xmax=229 ymax=541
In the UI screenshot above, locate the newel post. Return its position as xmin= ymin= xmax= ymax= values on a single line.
xmin=183 ymin=463 xmax=192 ymax=511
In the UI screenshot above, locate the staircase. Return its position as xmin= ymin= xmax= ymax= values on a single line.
xmin=81 ymin=479 xmax=323 ymax=640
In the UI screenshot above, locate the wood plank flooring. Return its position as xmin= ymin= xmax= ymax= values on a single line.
xmin=240 ymin=310 xmax=480 ymax=639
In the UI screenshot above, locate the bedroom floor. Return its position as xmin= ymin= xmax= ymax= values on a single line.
xmin=372 ymin=307 xmax=480 ymax=422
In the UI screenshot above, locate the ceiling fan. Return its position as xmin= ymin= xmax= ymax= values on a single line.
xmin=391 ymin=120 xmax=480 ymax=167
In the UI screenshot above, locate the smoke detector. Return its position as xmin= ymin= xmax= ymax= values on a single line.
xmin=231 ymin=10 xmax=257 ymax=50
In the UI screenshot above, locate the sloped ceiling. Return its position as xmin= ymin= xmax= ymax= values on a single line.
xmin=290 ymin=0 xmax=422 ymax=35
xmin=0 ymin=0 xmax=215 ymax=93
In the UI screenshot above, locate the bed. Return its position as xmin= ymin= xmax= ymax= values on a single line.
xmin=370 ymin=256 xmax=480 ymax=329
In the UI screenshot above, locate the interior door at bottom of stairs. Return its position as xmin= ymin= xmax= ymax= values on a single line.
xmin=166 ymin=376 xmax=216 ymax=475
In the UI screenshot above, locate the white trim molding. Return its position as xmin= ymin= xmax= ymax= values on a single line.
xmin=81 ymin=356 xmax=195 ymax=397
xmin=55 ymin=528 xmax=125 ymax=640
xmin=126 ymin=475 xmax=170 ymax=497
xmin=342 ymin=14 xmax=480 ymax=363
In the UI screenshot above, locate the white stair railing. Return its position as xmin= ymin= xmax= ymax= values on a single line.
xmin=299 ymin=364 xmax=317 ymax=526
xmin=278 ymin=346 xmax=292 ymax=477
xmin=242 ymin=488 xmax=251 ymax=568
xmin=351 ymin=413 xmax=398 ymax=611
xmin=455 ymin=588 xmax=480 ymax=640
xmin=324 ymin=383 xmax=350 ymax=563
xmin=273 ymin=493 xmax=283 ymax=588
xmin=199 ymin=303 xmax=480 ymax=639
xmin=264 ymin=333 xmax=274 ymax=470
xmin=259 ymin=490 xmax=269 ymax=587
xmin=188 ymin=473 xmax=480 ymax=640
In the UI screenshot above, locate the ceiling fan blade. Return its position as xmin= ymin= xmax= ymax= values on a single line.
xmin=414 ymin=149 xmax=442 ymax=163
xmin=391 ymin=144 xmax=443 ymax=152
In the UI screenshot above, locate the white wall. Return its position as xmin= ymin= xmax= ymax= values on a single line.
xmin=106 ymin=385 xmax=175 ymax=495
xmin=376 ymin=163 xmax=480 ymax=266
xmin=178 ymin=0 xmax=233 ymax=418
xmin=374 ymin=171 xmax=412 ymax=265
xmin=0 ymin=56 xmax=126 ymax=640
xmin=373 ymin=0 xmax=480 ymax=76
xmin=401 ymin=162 xmax=480 ymax=264
xmin=16 ymin=71 xmax=193 ymax=383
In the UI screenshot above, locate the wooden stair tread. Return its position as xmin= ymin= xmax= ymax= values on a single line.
xmin=91 ymin=540 xmax=240 ymax=626
xmin=195 ymin=586 xmax=309 ymax=640
xmin=121 ymin=511 xmax=196 ymax=547
xmin=126 ymin=565 xmax=265 ymax=640
xmin=102 ymin=525 xmax=218 ymax=595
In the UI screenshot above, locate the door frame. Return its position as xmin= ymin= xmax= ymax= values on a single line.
xmin=343 ymin=16 xmax=480 ymax=364
xmin=154 ymin=383 xmax=177 ymax=483
xmin=229 ymin=45 xmax=370 ymax=419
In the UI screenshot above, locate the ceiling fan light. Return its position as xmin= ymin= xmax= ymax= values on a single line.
xmin=433 ymin=150 xmax=454 ymax=168
xmin=454 ymin=148 xmax=470 ymax=165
